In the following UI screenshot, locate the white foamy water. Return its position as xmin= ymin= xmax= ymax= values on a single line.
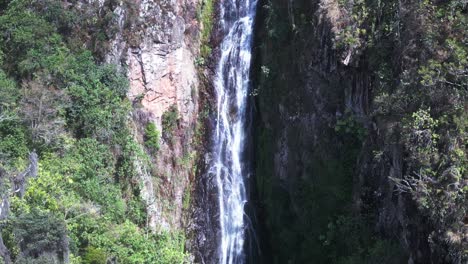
xmin=209 ymin=0 xmax=257 ymax=263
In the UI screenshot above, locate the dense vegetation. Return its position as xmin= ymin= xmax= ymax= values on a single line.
xmin=369 ymin=0 xmax=467 ymax=261
xmin=253 ymin=0 xmax=466 ymax=263
xmin=0 ymin=0 xmax=187 ymax=263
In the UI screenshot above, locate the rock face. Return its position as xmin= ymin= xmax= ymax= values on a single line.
xmin=105 ymin=0 xmax=201 ymax=231
xmin=251 ymin=0 xmax=459 ymax=263
xmin=252 ymin=1 xmax=371 ymax=261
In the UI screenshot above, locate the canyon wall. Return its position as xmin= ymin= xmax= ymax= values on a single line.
xmin=252 ymin=0 xmax=466 ymax=263
xmin=105 ymin=0 xmax=201 ymax=231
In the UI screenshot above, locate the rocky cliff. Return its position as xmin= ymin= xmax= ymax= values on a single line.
xmin=252 ymin=0 xmax=466 ymax=263
xmin=103 ymin=0 xmax=202 ymax=231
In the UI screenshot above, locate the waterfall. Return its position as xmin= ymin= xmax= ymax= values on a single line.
xmin=209 ymin=0 xmax=257 ymax=262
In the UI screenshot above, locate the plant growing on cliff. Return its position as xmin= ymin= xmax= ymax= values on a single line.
xmin=320 ymin=215 xmax=406 ymax=263
xmin=402 ymin=109 xmax=439 ymax=167
xmin=394 ymin=106 xmax=467 ymax=261
xmin=144 ymin=122 xmax=160 ymax=152
xmin=162 ymin=105 xmax=179 ymax=138
xmin=335 ymin=110 xmax=367 ymax=142
xmin=198 ymin=0 xmax=214 ymax=58
xmin=333 ymin=0 xmax=371 ymax=52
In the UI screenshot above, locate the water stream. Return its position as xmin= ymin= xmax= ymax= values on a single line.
xmin=209 ymin=0 xmax=258 ymax=262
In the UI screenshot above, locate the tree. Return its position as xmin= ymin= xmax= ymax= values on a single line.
xmin=12 ymin=210 xmax=69 ymax=262
xmin=19 ymin=81 xmax=68 ymax=149
xmin=0 ymin=70 xmax=28 ymax=163
xmin=161 ymin=105 xmax=178 ymax=140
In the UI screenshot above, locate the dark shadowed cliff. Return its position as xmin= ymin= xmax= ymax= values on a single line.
xmin=251 ymin=0 xmax=466 ymax=263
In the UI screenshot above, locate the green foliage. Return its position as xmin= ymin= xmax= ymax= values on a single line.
xmin=402 ymin=109 xmax=439 ymax=167
xmin=0 ymin=70 xmax=18 ymax=111
xmin=198 ymin=0 xmax=215 ymax=58
xmin=398 ymin=108 xmax=467 ymax=260
xmin=418 ymin=38 xmax=467 ymax=89
xmin=65 ymin=53 xmax=130 ymax=141
xmin=162 ymin=105 xmax=179 ymax=139
xmin=114 ymin=133 xmax=146 ymax=181
xmin=29 ymin=0 xmax=78 ymax=34
xmin=334 ymin=0 xmax=370 ymax=51
xmin=84 ymin=220 xmax=188 ymax=264
xmin=0 ymin=70 xmax=27 ymax=164
xmin=335 ymin=110 xmax=367 ymax=142
xmin=125 ymin=197 xmax=147 ymax=227
xmin=20 ymin=0 xmax=135 ymax=59
xmin=12 ymin=209 xmax=68 ymax=260
xmin=9 ymin=141 xmax=188 ymax=262
xmin=367 ymin=0 xmax=467 ymax=260
xmin=83 ymin=247 xmax=107 ymax=264
xmin=144 ymin=122 xmax=160 ymax=151
xmin=0 ymin=120 xmax=28 ymax=163
xmin=0 ymin=5 xmax=57 ymax=75
xmin=65 ymin=139 xmax=125 ymax=220
xmin=182 ymin=183 xmax=192 ymax=210
xmin=69 ymin=138 xmax=115 ymax=182
xmin=320 ymin=216 xmax=406 ymax=263
xmin=194 ymin=56 xmax=205 ymax=66
xmin=21 ymin=156 xmax=70 ymax=213
xmin=0 ymin=3 xmax=130 ymax=143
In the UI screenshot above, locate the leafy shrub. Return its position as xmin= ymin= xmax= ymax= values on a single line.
xmin=70 ymin=138 xmax=115 ymax=182
xmin=0 ymin=70 xmax=18 ymax=111
xmin=0 ymin=5 xmax=130 ymax=143
xmin=12 ymin=209 xmax=68 ymax=260
xmin=126 ymin=197 xmax=147 ymax=227
xmin=0 ymin=120 xmax=28 ymax=163
xmin=198 ymin=0 xmax=215 ymax=58
xmin=83 ymin=247 xmax=107 ymax=264
xmin=65 ymin=53 xmax=130 ymax=141
xmin=86 ymin=220 xmax=189 ymax=264
xmin=162 ymin=105 xmax=179 ymax=137
xmin=0 ymin=5 xmax=57 ymax=75
xmin=68 ymin=138 xmax=126 ymax=220
xmin=144 ymin=122 xmax=160 ymax=152
xmin=22 ymin=156 xmax=68 ymax=213
xmin=0 ymin=70 xmax=27 ymax=163
xmin=335 ymin=109 xmax=367 ymax=142
xmin=402 ymin=109 xmax=439 ymax=168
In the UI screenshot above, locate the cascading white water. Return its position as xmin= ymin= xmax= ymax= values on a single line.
xmin=209 ymin=0 xmax=257 ymax=263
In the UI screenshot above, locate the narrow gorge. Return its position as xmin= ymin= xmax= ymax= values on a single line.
xmin=0 ymin=0 xmax=465 ymax=264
